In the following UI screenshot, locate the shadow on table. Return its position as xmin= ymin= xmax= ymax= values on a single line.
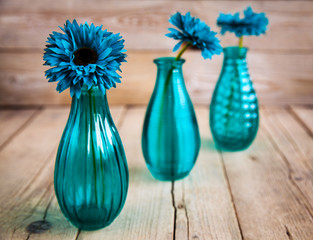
xmin=201 ymin=137 xmax=217 ymax=151
xmin=129 ymin=166 xmax=156 ymax=183
xmin=3 ymin=197 xmax=77 ymax=238
xmin=4 ymin=165 xmax=165 ymax=238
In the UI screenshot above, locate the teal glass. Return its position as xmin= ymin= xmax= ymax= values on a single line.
xmin=210 ymin=46 xmax=259 ymax=151
xmin=142 ymin=57 xmax=200 ymax=181
xmin=54 ymin=86 xmax=128 ymax=230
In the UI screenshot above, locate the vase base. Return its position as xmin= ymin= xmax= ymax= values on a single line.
xmin=65 ymin=205 xmax=114 ymax=231
xmin=72 ymin=223 xmax=112 ymax=231
xmin=150 ymin=170 xmax=190 ymax=181
xmin=215 ymin=141 xmax=253 ymax=152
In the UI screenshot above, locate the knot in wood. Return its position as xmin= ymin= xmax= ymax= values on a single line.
xmin=26 ymin=220 xmax=51 ymax=234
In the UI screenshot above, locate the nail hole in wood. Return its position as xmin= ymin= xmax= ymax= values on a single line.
xmin=177 ymin=203 xmax=184 ymax=209
xmin=294 ymin=176 xmax=303 ymax=181
xmin=285 ymin=225 xmax=292 ymax=239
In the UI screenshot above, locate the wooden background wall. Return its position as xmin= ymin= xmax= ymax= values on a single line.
xmin=0 ymin=0 xmax=312 ymax=106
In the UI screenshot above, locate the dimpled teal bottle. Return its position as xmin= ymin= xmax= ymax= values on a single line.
xmin=142 ymin=57 xmax=201 ymax=181
xmin=210 ymin=46 xmax=259 ymax=151
xmin=54 ymin=86 xmax=128 ymax=230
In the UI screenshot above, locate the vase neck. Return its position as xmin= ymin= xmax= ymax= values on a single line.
xmin=223 ymin=46 xmax=248 ymax=61
xmin=70 ymin=86 xmax=110 ymax=116
xmin=222 ymin=46 xmax=248 ymax=74
xmin=154 ymin=57 xmax=185 ymax=87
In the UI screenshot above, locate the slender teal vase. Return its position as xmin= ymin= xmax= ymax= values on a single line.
xmin=210 ymin=46 xmax=259 ymax=151
xmin=54 ymin=86 xmax=128 ymax=230
xmin=142 ymin=57 xmax=200 ymax=181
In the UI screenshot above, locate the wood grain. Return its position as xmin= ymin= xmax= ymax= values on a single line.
xmin=264 ymin=107 xmax=313 ymax=172
xmin=0 ymin=108 xmax=75 ymax=239
xmin=0 ymin=1 xmax=313 ymax=51
xmin=0 ymin=109 xmax=36 ymax=148
xmin=220 ymin=108 xmax=313 ymax=239
xmin=1 ymin=106 xmax=313 ymax=239
xmin=0 ymin=106 xmax=124 ymax=240
xmin=1 ymin=50 xmax=313 ymax=106
xmin=262 ymin=107 xmax=313 ymax=215
xmin=291 ymin=106 xmax=313 ymax=134
xmin=173 ymin=107 xmax=242 ymax=239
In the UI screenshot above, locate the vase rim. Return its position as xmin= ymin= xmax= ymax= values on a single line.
xmin=153 ymin=57 xmax=185 ymax=65
xmin=223 ymin=46 xmax=249 ymax=50
xmin=223 ymin=46 xmax=248 ymax=58
xmin=80 ymin=85 xmax=106 ymax=95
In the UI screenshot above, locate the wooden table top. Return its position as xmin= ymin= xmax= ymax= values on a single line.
xmin=0 ymin=105 xmax=313 ymax=239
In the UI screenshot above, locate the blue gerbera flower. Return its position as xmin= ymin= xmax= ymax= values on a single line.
xmin=217 ymin=6 xmax=269 ymax=37
xmin=166 ymin=12 xmax=222 ymax=59
xmin=43 ymin=20 xmax=127 ymax=98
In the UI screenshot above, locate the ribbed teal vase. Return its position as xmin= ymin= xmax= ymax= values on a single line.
xmin=54 ymin=86 xmax=128 ymax=230
xmin=210 ymin=46 xmax=259 ymax=151
xmin=142 ymin=57 xmax=201 ymax=181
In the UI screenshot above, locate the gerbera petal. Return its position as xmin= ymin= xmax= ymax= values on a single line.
xmin=98 ymin=48 xmax=112 ymax=61
xmin=173 ymin=41 xmax=184 ymax=52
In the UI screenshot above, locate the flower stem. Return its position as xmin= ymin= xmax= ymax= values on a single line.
xmin=163 ymin=42 xmax=191 ymax=94
xmin=175 ymin=42 xmax=191 ymax=61
xmin=239 ymin=36 xmax=243 ymax=48
xmin=89 ymin=90 xmax=98 ymax=206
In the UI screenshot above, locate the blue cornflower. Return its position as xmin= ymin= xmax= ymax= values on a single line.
xmin=43 ymin=20 xmax=127 ymax=98
xmin=217 ymin=6 xmax=269 ymax=37
xmin=166 ymin=12 xmax=222 ymax=59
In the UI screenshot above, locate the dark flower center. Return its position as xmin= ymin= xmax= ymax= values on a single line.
xmin=73 ymin=47 xmax=98 ymax=66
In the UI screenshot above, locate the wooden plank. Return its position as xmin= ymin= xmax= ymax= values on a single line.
xmin=0 ymin=106 xmax=126 ymax=239
xmin=0 ymin=108 xmax=78 ymax=239
xmin=0 ymin=109 xmax=36 ymax=148
xmin=1 ymin=50 xmax=313 ymax=106
xmin=264 ymin=107 xmax=313 ymax=173
xmin=11 ymin=146 xmax=78 ymax=240
xmin=1 ymin=106 xmax=313 ymax=239
xmin=291 ymin=106 xmax=313 ymax=134
xmin=220 ymin=109 xmax=313 ymax=239
xmin=262 ymin=107 xmax=313 ymax=214
xmin=77 ymin=107 xmax=174 ymax=240
xmin=173 ymin=107 xmax=242 ymax=239
xmin=0 ymin=1 xmax=312 ymax=51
